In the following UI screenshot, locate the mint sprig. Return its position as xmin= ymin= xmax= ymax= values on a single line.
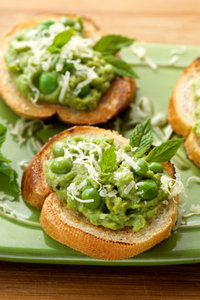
xmin=145 ymin=138 xmax=184 ymax=163
xmin=93 ymin=34 xmax=138 ymax=79
xmin=0 ymin=124 xmax=6 ymax=147
xmin=103 ymin=55 xmax=138 ymax=78
xmin=100 ymin=145 xmax=116 ymax=173
xmin=93 ymin=34 xmax=134 ymax=55
xmin=47 ymin=27 xmax=74 ymax=53
xmin=129 ymin=119 xmax=183 ymax=162
xmin=0 ymin=124 xmax=19 ymax=193
xmin=129 ymin=119 xmax=153 ymax=157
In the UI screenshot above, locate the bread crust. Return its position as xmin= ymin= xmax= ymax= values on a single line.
xmin=185 ymin=131 xmax=200 ymax=167
xmin=168 ymin=58 xmax=200 ymax=166
xmin=0 ymin=14 xmax=136 ymax=125
xmin=22 ymin=126 xmax=179 ymax=260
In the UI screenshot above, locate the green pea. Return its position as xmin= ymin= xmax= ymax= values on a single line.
xmin=62 ymin=60 xmax=74 ymax=72
xmin=81 ymin=187 xmax=102 ymax=209
xmin=149 ymin=162 xmax=164 ymax=173
xmin=51 ymin=157 xmax=73 ymax=174
xmin=52 ymin=142 xmax=65 ymax=157
xmin=74 ymin=22 xmax=82 ymax=32
xmin=39 ymin=72 xmax=58 ymax=94
xmin=78 ymin=84 xmax=90 ymax=98
xmin=74 ymin=17 xmax=83 ymax=32
xmin=60 ymin=17 xmax=75 ymax=26
xmin=39 ymin=20 xmax=55 ymax=27
xmin=137 ymin=179 xmax=158 ymax=200
xmin=134 ymin=159 xmax=148 ymax=177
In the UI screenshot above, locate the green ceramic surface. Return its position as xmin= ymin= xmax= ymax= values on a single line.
xmin=0 ymin=43 xmax=200 ymax=265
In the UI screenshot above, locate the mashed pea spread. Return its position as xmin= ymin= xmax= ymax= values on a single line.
xmin=5 ymin=16 xmax=115 ymax=110
xmin=45 ymin=133 xmax=181 ymax=231
xmin=193 ymin=77 xmax=200 ymax=137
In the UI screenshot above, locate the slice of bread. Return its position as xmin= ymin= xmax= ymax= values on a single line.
xmin=0 ymin=14 xmax=136 ymax=125
xmin=168 ymin=58 xmax=200 ymax=167
xmin=22 ymin=126 xmax=179 ymax=260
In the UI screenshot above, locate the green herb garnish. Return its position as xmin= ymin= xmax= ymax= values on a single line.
xmin=100 ymin=145 xmax=116 ymax=173
xmin=129 ymin=119 xmax=183 ymax=162
xmin=47 ymin=27 xmax=74 ymax=53
xmin=145 ymin=138 xmax=184 ymax=163
xmin=93 ymin=34 xmax=138 ymax=79
xmin=129 ymin=118 xmax=153 ymax=157
xmin=93 ymin=34 xmax=134 ymax=55
xmin=0 ymin=124 xmax=19 ymax=193
xmin=103 ymin=55 xmax=138 ymax=78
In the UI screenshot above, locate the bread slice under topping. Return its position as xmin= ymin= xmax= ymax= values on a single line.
xmin=22 ymin=126 xmax=179 ymax=260
xmin=0 ymin=14 xmax=136 ymax=125
xmin=168 ymin=58 xmax=200 ymax=167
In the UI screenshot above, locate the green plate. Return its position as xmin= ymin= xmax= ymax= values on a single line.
xmin=1 ymin=43 xmax=200 ymax=266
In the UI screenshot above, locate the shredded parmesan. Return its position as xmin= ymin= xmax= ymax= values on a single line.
xmin=160 ymin=173 xmax=184 ymax=199
xmin=59 ymin=71 xmax=70 ymax=102
xmin=18 ymin=160 xmax=29 ymax=169
xmin=0 ymin=192 xmax=14 ymax=202
xmin=11 ymin=22 xmax=99 ymax=104
xmin=169 ymin=55 xmax=178 ymax=66
xmin=170 ymin=46 xmax=186 ymax=55
xmin=124 ymin=181 xmax=135 ymax=195
xmin=67 ymin=181 xmax=94 ymax=203
xmin=186 ymin=176 xmax=200 ymax=187
xmin=117 ymin=150 xmax=139 ymax=170
xmin=131 ymin=45 xmax=157 ymax=70
xmin=57 ymin=137 xmax=184 ymax=210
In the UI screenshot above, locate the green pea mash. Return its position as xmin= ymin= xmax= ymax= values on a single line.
xmin=45 ymin=135 xmax=171 ymax=231
xmin=5 ymin=16 xmax=114 ymax=110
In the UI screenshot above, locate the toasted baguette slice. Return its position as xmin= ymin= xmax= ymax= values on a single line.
xmin=22 ymin=126 xmax=179 ymax=260
xmin=168 ymin=58 xmax=200 ymax=167
xmin=0 ymin=14 xmax=136 ymax=125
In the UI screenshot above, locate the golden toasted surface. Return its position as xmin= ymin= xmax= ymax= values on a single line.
xmin=168 ymin=58 xmax=200 ymax=166
xmin=22 ymin=126 xmax=179 ymax=260
xmin=0 ymin=14 xmax=136 ymax=125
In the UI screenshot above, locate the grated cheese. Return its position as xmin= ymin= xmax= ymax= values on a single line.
xmin=60 ymin=137 xmax=184 ymax=207
xmin=170 ymin=46 xmax=186 ymax=55
xmin=0 ymin=192 xmax=14 ymax=202
xmin=73 ymin=61 xmax=97 ymax=95
xmin=117 ymin=150 xmax=139 ymax=170
xmin=169 ymin=55 xmax=178 ymax=66
xmin=18 ymin=160 xmax=29 ymax=169
xmin=61 ymin=36 xmax=94 ymax=59
xmin=11 ymin=22 xmax=99 ymax=104
xmin=59 ymin=71 xmax=70 ymax=102
xmin=124 ymin=181 xmax=135 ymax=195
xmin=160 ymin=173 xmax=184 ymax=199
xmin=131 ymin=45 xmax=158 ymax=70
xmin=186 ymin=176 xmax=200 ymax=187
xmin=67 ymin=181 xmax=95 ymax=203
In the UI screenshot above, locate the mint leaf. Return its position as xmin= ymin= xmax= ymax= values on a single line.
xmin=0 ymin=165 xmax=19 ymax=193
xmin=0 ymin=124 xmax=6 ymax=147
xmin=0 ymin=152 xmax=11 ymax=163
xmin=100 ymin=145 xmax=116 ymax=173
xmin=103 ymin=55 xmax=138 ymax=78
xmin=129 ymin=119 xmax=153 ymax=158
xmin=0 ymin=123 xmax=19 ymax=193
xmin=47 ymin=46 xmax=61 ymax=53
xmin=47 ymin=27 xmax=74 ymax=53
xmin=93 ymin=34 xmax=134 ymax=55
xmin=146 ymin=138 xmax=184 ymax=163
